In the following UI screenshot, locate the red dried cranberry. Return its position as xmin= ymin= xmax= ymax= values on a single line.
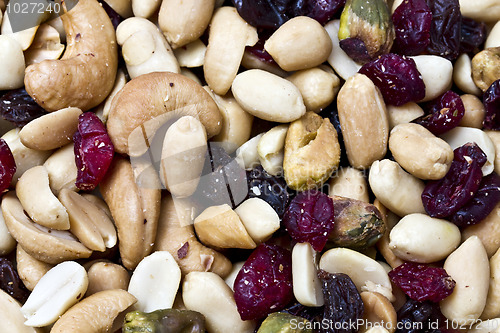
xmin=73 ymin=112 xmax=114 ymax=191
xmin=233 ymin=243 xmax=293 ymax=320
xmin=459 ymin=17 xmax=487 ymax=55
xmin=283 ymin=190 xmax=334 ymax=251
xmin=389 ymin=262 xmax=455 ymax=302
xmin=392 ymin=0 xmax=432 ymax=56
xmin=0 ymin=139 xmax=16 ymax=194
xmin=422 ymin=143 xmax=487 ymax=218
xmin=0 ymin=88 xmax=46 ymax=127
xmin=426 ymin=0 xmax=462 ymax=60
xmin=358 ymin=53 xmax=425 ymax=106
xmin=483 ymin=79 xmax=500 ymax=130
xmin=414 ymin=91 xmax=464 ymax=135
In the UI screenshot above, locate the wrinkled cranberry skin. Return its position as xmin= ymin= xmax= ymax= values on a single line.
xmin=283 ymin=190 xmax=335 ymax=251
xmin=426 ymin=0 xmax=462 ymax=60
xmin=0 ymin=88 xmax=46 ymax=127
xmin=0 ymin=258 xmax=29 ymax=303
xmin=422 ymin=143 xmax=487 ymax=218
xmin=233 ymin=243 xmax=293 ymax=320
xmin=392 ymin=0 xmax=432 ymax=56
xmin=483 ymin=79 xmax=500 ymax=130
xmin=231 ymin=0 xmax=292 ymax=29
xmin=459 ymin=17 xmax=487 ymax=55
xmin=74 ymin=113 xmax=114 ymax=191
xmin=0 ymin=139 xmax=16 ymax=194
xmin=389 ymin=262 xmax=456 ymax=302
xmin=292 ymin=0 xmax=345 ymax=25
xmin=358 ymin=53 xmax=425 ymax=106
xmin=414 ymin=91 xmax=465 ymax=135
xmin=451 ymin=173 xmax=500 ymax=228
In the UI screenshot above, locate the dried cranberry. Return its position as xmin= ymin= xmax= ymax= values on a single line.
xmin=0 ymin=139 xmax=15 ymax=194
xmin=392 ymin=0 xmax=432 ymax=56
xmin=396 ymin=299 xmax=446 ymax=333
xmin=422 ymin=143 xmax=487 ymax=218
xmin=291 ymin=0 xmax=346 ymax=25
xmin=247 ymin=165 xmax=290 ymax=217
xmin=233 ymin=243 xmax=293 ymax=320
xmin=483 ymin=79 xmax=500 ymax=130
xmin=426 ymin=0 xmax=462 ymax=60
xmin=283 ymin=190 xmax=334 ymax=251
xmin=459 ymin=17 xmax=487 ymax=55
xmin=388 ymin=262 xmax=455 ymax=302
xmin=339 ymin=37 xmax=372 ymax=64
xmin=0 ymin=257 xmax=29 ymax=303
xmin=0 ymin=88 xmax=46 ymax=127
xmin=414 ymin=91 xmax=464 ymax=135
xmin=358 ymin=53 xmax=425 ymax=106
xmin=74 ymin=112 xmax=114 ymax=191
xmin=231 ymin=0 xmax=293 ymax=29
xmin=450 ymin=172 xmax=500 ymax=228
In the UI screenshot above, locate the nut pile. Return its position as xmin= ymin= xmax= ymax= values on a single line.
xmin=0 ymin=0 xmax=499 ymax=332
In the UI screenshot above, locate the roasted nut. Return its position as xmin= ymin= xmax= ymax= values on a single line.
xmin=360 ymin=291 xmax=397 ymax=333
xmin=106 ymin=72 xmax=222 ymax=156
xmin=43 ymin=143 xmax=78 ymax=195
xmin=153 ymin=194 xmax=232 ymax=277
xmin=411 ymin=55 xmax=453 ymax=102
xmin=328 ymin=167 xmax=369 ymax=202
xmin=337 ymin=73 xmax=389 ymax=169
xmin=283 ymin=112 xmax=341 ymax=191
xmin=159 ymin=0 xmax=215 ymax=48
xmin=194 ymin=204 xmax=256 ymax=249
xmin=486 ymin=130 xmax=500 ymax=175
xmin=373 ymin=200 xmax=404 ymax=269
xmin=86 ymin=261 xmax=130 ymax=296
xmin=24 ymin=24 xmax=65 ymax=66
xmin=123 ymin=308 xmax=206 ymax=333
xmin=472 ymin=47 xmax=500 ymax=92
xmin=102 ymin=0 xmax=133 ymax=18
xmin=453 ymin=53 xmax=482 ymax=96
xmin=94 ymin=69 xmax=128 ymax=123
xmin=100 ymin=157 xmax=160 ymax=270
xmin=16 ymin=245 xmax=53 ymax=291
xmin=24 ymin=0 xmax=118 ymax=111
xmin=51 ymin=289 xmax=137 ymax=333
xmin=116 ymin=17 xmax=180 ymax=79
xmin=0 ymin=207 xmax=15 ymax=255
xmin=386 ymin=102 xmax=425 ymax=130
xmin=292 ymin=242 xmax=324 ymax=307
xmin=241 ymin=48 xmax=288 ymax=78
xmin=470 ymin=319 xmax=500 ymax=333
xmin=264 ymin=16 xmax=333 ymax=71
xmin=258 ymin=312 xmax=313 ymax=333
xmin=486 ymin=21 xmax=500 ymax=48
xmin=458 ymin=0 xmax=500 ymax=23
xmin=234 ymin=198 xmax=280 ymax=244
xmin=0 ymin=289 xmax=40 ymax=333
xmin=0 ymin=35 xmax=25 ymax=90
xmin=462 ymin=201 xmax=500 ymax=257
xmin=1 ymin=10 xmax=42 ymax=51
xmin=257 ymin=124 xmax=288 ymax=176
xmin=235 ymin=134 xmax=264 ymax=170
xmin=132 ymin=0 xmax=160 ymax=18
xmin=204 ymin=7 xmax=258 ymax=95
xmin=460 ymin=94 xmax=486 ymax=128
xmin=174 ymin=39 xmax=207 ymax=68
xmin=389 ymin=123 xmax=454 ymax=180
xmin=481 ymin=247 xmax=500 ymax=319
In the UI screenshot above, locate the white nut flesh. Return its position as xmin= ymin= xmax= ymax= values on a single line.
xmin=387 ymin=102 xmax=425 ymax=130
xmin=411 ymin=55 xmax=453 ymax=102
xmin=0 ymin=289 xmax=40 ymax=333
xmin=131 ymin=0 xmax=160 ymax=18
xmin=0 ymin=35 xmax=26 ymax=90
xmin=257 ymin=124 xmax=288 ymax=176
xmin=16 ymin=245 xmax=53 ymax=291
xmin=43 ymin=143 xmax=78 ymax=195
xmin=235 ymin=134 xmax=264 ymax=170
xmin=174 ymin=39 xmax=207 ymax=68
xmin=481 ymin=247 xmax=500 ymax=319
xmin=328 ymin=167 xmax=370 ymax=202
xmin=24 ymin=24 xmax=65 ymax=67
xmin=1 ymin=10 xmax=42 ymax=51
xmin=453 ymin=53 xmax=482 ymax=96
xmin=486 ymin=21 xmax=500 ymax=48
xmin=292 ymin=242 xmax=324 ymax=307
xmin=234 ymin=198 xmax=280 ymax=244
xmin=324 ymin=20 xmax=361 ymax=80
xmin=0 ymin=209 xmax=15 ymax=255
xmin=459 ymin=0 xmax=500 ymax=22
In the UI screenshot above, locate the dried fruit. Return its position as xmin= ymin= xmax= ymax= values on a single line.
xmin=358 ymin=53 xmax=425 ymax=106
xmin=338 ymin=37 xmax=372 ymax=64
xmin=414 ymin=90 xmax=465 ymax=135
xmin=318 ymin=270 xmax=364 ymax=333
xmin=283 ymin=190 xmax=335 ymax=251
xmin=247 ymin=165 xmax=291 ymax=217
xmin=0 ymin=88 xmax=46 ymax=127
xmin=392 ymin=0 xmax=432 ymax=56
xmin=0 ymin=139 xmax=16 ymax=194
xmin=233 ymin=243 xmax=293 ymax=321
xmin=388 ymin=262 xmax=455 ymax=302
xmin=293 ymin=0 xmax=346 ymax=25
xmin=0 ymin=257 xmax=29 ymax=303
xmin=483 ymin=79 xmax=500 ymax=130
xmin=73 ymin=112 xmax=114 ymax=191
xmin=459 ymin=17 xmax=487 ymax=55
xmin=396 ymin=299 xmax=446 ymax=333
xmin=422 ymin=143 xmax=487 ymax=218
xmin=426 ymin=0 xmax=462 ymax=60
xmin=123 ymin=309 xmax=205 ymax=333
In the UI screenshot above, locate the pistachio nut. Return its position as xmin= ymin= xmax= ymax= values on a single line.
xmin=472 ymin=47 xmax=500 ymax=92
xmin=257 ymin=312 xmax=313 ymax=333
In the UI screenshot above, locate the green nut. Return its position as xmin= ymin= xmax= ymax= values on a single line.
xmin=338 ymin=0 xmax=395 ymax=58
xmin=123 ymin=309 xmax=205 ymax=333
xmin=257 ymin=312 xmax=313 ymax=333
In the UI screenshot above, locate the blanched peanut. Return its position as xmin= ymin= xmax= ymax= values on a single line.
xmin=1 ymin=10 xmax=42 ymax=51
xmin=94 ymin=69 xmax=128 ymax=124
xmin=224 ymin=261 xmax=244 ymax=291
xmin=411 ymin=55 xmax=453 ymax=102
xmin=264 ymin=16 xmax=332 ymax=71
xmin=337 ymin=73 xmax=389 ymax=169
xmin=440 ymin=236 xmax=490 ymax=325
xmin=0 ymin=210 xmax=15 ymax=255
xmin=360 ymin=292 xmax=397 ymax=333
xmin=232 ymin=69 xmax=306 ymax=123
xmin=481 ymin=247 xmax=500 ymax=319
xmin=131 ymin=0 xmax=160 ymax=18
xmin=387 ymin=102 xmax=424 ymax=130
xmin=16 ymin=245 xmax=53 ymax=291
xmin=389 ymin=213 xmax=461 ymax=263
xmin=86 ymin=261 xmax=130 ymax=296
xmin=460 ymin=94 xmax=486 ymax=128
xmin=257 ymin=124 xmax=288 ymax=176
xmin=234 ymin=198 xmax=280 ymax=244
xmin=486 ymin=21 xmax=500 ymax=48
xmin=0 ymin=35 xmax=25 ymax=90
xmin=235 ymin=134 xmax=264 ymax=170
xmin=369 ymin=159 xmax=426 ymax=217
xmin=470 ymin=319 xmax=500 ymax=333
xmin=43 ymin=144 xmax=78 ymax=195
xmin=328 ymin=167 xmax=369 ymax=202
xmin=241 ymin=49 xmax=288 ymax=77
xmin=458 ymin=0 xmax=500 ymax=22
xmin=453 ymin=54 xmax=482 ymax=96
xmin=374 ymin=200 xmax=405 ymax=269
xmin=389 ymin=123 xmax=453 ymax=180
xmin=292 ymin=242 xmax=324 ymax=307
xmin=486 ymin=130 xmax=500 ymax=175
xmin=462 ymin=201 xmax=500 ymax=257
xmin=324 ymin=20 xmax=361 ymax=80
xmin=174 ymin=39 xmax=207 ymax=68
xmin=102 ymin=0 xmax=133 ymax=18
xmin=0 ymin=289 xmax=40 ymax=333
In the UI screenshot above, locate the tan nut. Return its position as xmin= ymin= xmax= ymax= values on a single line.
xmin=257 ymin=124 xmax=288 ymax=176
xmin=458 ymin=0 xmax=500 ymax=23
xmin=462 ymin=201 xmax=500 ymax=257
xmin=100 ymin=157 xmax=160 ymax=270
xmin=486 ymin=130 xmax=500 ymax=175
xmin=51 ymin=289 xmax=137 ymax=333
xmin=337 ymin=73 xmax=389 ymax=169
xmin=486 ymin=21 xmax=500 ymax=48
xmin=204 ymin=6 xmax=258 ymax=95
xmin=102 ymin=0 xmax=133 ymax=18
xmin=360 ymin=292 xmax=397 ymax=333
xmin=106 ymin=71 xmax=222 ymax=156
xmin=174 ymin=39 xmax=207 ymax=68
xmin=453 ymin=53 xmax=482 ymax=96
xmin=411 ymin=55 xmax=453 ymax=102
xmin=131 ymin=0 xmax=160 ymax=18
xmin=0 ymin=35 xmax=26 ymax=90
xmin=24 ymin=0 xmax=118 ymax=111
xmin=283 ymin=112 xmax=341 ymax=191
xmin=387 ymin=102 xmax=424 ymax=130
xmin=292 ymin=242 xmax=324 ymax=307
xmin=24 ymin=24 xmax=65 ymax=67
xmin=0 ymin=203 xmax=15 ymax=255
xmin=472 ymin=47 xmax=500 ymax=92
xmin=19 ymin=107 xmax=81 ymax=151
xmin=16 ymin=245 xmax=53 ymax=291
xmin=154 ymin=194 xmax=232 ymax=278
xmin=234 ymin=198 xmax=280 ymax=244
xmin=159 ymin=0 xmax=215 ymax=49
xmin=328 ymin=167 xmax=370 ymax=202
xmin=264 ymin=16 xmax=333 ymax=71
xmin=86 ymin=261 xmax=130 ymax=297
xmin=460 ymin=94 xmax=486 ymax=128
xmin=0 ymin=289 xmax=41 ymax=333
xmin=94 ymin=69 xmax=127 ymax=124
xmin=1 ymin=10 xmax=43 ymax=51
xmin=235 ymin=134 xmax=264 ymax=170
xmin=481 ymin=247 xmax=500 ymax=319
xmin=373 ymin=200 xmax=404 ymax=269
xmin=43 ymin=143 xmax=78 ymax=195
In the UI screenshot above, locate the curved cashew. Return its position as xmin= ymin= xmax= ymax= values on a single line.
xmin=24 ymin=0 xmax=118 ymax=111
xmin=16 ymin=245 xmax=53 ymax=291
xmin=106 ymin=71 xmax=222 ymax=155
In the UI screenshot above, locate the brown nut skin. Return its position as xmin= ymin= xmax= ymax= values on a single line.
xmin=24 ymin=0 xmax=118 ymax=111
xmin=106 ymin=72 xmax=222 ymax=155
xmin=360 ymin=291 xmax=397 ymax=333
xmin=16 ymin=245 xmax=53 ymax=291
xmin=85 ymin=260 xmax=130 ymax=297
xmin=100 ymin=156 xmax=161 ymax=270
xmin=472 ymin=47 xmax=500 ymax=92
xmin=460 ymin=94 xmax=485 ymax=128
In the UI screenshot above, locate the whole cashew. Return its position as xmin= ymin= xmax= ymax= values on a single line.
xmin=24 ymin=0 xmax=118 ymax=112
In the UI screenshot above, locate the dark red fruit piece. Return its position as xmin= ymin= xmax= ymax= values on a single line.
xmin=422 ymin=143 xmax=487 ymax=218
xmin=0 ymin=139 xmax=16 ymax=194
xmin=73 ymin=112 xmax=114 ymax=191
xmin=339 ymin=37 xmax=372 ymax=64
xmin=245 ymin=34 xmax=277 ymax=65
xmin=459 ymin=17 xmax=487 ymax=55
xmin=231 ymin=0 xmax=292 ymax=29
xmin=450 ymin=172 xmax=500 ymax=228
xmin=318 ymin=270 xmax=364 ymax=333
xmin=392 ymin=0 xmax=432 ymax=56
xmin=292 ymin=0 xmax=346 ymax=25
xmin=247 ymin=165 xmax=290 ymax=217
xmin=388 ymin=262 xmax=455 ymax=302
xmin=233 ymin=243 xmax=293 ymax=320
xmin=0 ymin=257 xmax=29 ymax=303
xmin=283 ymin=190 xmax=334 ymax=251
xmin=0 ymin=88 xmax=46 ymax=127
xmin=358 ymin=53 xmax=425 ymax=106
xmin=414 ymin=90 xmax=465 ymax=135
xmin=426 ymin=0 xmax=462 ymax=60
xmin=483 ymin=79 xmax=500 ymax=130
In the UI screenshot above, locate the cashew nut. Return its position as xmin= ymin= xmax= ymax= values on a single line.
xmin=257 ymin=124 xmax=288 ymax=176
xmin=24 ymin=0 xmax=118 ymax=111
xmin=85 ymin=260 xmax=130 ymax=297
xmin=43 ymin=143 xmax=78 ymax=195
xmin=24 ymin=24 xmax=65 ymax=67
xmin=0 ymin=35 xmax=26 ymax=90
